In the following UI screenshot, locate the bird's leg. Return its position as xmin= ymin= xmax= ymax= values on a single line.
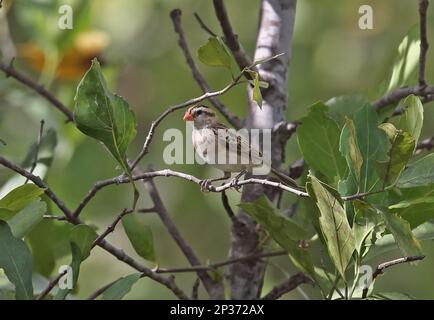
xmin=200 ymin=171 xmax=231 ymax=192
xmin=229 ymin=169 xmax=248 ymax=191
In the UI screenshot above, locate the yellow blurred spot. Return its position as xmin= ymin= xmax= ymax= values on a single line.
xmin=19 ymin=30 xmax=109 ymax=81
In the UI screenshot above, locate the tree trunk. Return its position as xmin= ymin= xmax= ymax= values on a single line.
xmin=225 ymin=0 xmax=297 ymax=300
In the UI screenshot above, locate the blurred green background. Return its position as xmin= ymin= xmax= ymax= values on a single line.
xmin=0 ymin=0 xmax=433 ymax=299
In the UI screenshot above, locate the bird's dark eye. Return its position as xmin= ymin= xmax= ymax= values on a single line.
xmin=196 ymin=110 xmax=202 ymax=116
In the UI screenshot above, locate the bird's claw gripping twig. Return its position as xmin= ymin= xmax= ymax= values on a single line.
xmin=229 ymin=169 xmax=247 ymax=191
xmin=200 ymin=179 xmax=212 ymax=192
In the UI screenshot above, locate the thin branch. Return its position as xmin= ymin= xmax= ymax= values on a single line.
xmin=0 ymin=156 xmax=189 ymax=300
xmin=362 ymin=255 xmax=425 ymax=299
xmin=43 ymin=214 xmax=67 ymax=221
xmin=373 ymin=85 xmax=434 ymax=111
xmin=142 ymin=176 xmax=224 ymax=299
xmin=25 ymin=119 xmax=45 ymax=183
xmin=155 ymin=250 xmax=287 ymax=274
xmin=194 ymin=12 xmax=217 ymax=37
xmin=261 ymin=272 xmax=312 ymax=300
xmin=86 ymin=278 xmax=120 ymax=300
xmin=92 ymin=208 xmax=133 ymax=248
xmin=212 ymin=0 xmax=254 ymax=71
xmin=170 ymin=9 xmax=243 ymax=129
xmin=418 ymin=0 xmax=429 ymax=87
xmin=221 ymin=190 xmax=235 ymax=219
xmin=416 ymin=135 xmax=434 ymax=153
xmin=191 ymin=277 xmax=201 ymax=300
xmin=0 ymin=60 xmax=74 ymax=122
xmin=37 ymin=269 xmax=68 ymax=300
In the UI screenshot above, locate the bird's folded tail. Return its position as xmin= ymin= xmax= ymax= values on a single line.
xmin=269 ymin=167 xmax=301 ymax=189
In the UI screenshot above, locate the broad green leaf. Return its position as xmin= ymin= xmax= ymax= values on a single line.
xmin=397 ymin=95 xmax=424 ymax=145
xmin=0 ymin=184 xmax=44 ymax=212
xmin=102 ymin=273 xmax=141 ymax=300
xmin=396 ymin=153 xmax=434 ymax=188
xmin=390 ymin=196 xmax=434 ymax=209
xmin=352 ymin=203 xmax=384 ymax=257
xmin=380 ymin=209 xmax=422 ymax=257
xmin=0 ymin=221 xmax=33 ymax=300
xmin=7 ymin=200 xmax=47 ymax=238
xmin=239 ymin=197 xmax=314 ymax=277
xmin=122 ymin=214 xmax=156 ymax=262
xmin=308 ymin=175 xmax=354 ymax=280
xmin=238 ymin=196 xmax=307 ymax=241
xmin=384 ymin=25 xmax=419 ymax=94
xmin=367 ymin=222 xmax=434 ymax=260
xmin=326 ymin=94 xmax=369 ymax=127
xmin=27 ymin=220 xmax=56 ymax=277
xmin=197 ymin=37 xmax=231 ymax=69
xmin=74 ymin=59 xmax=137 ymax=174
xmin=252 ymin=72 xmax=262 ymax=108
xmin=339 ymin=104 xmax=389 ymax=197
xmin=376 ymin=123 xmax=415 ymax=187
xmin=297 ymin=102 xmax=347 ymax=185
xmin=341 ymin=118 xmax=363 ymax=184
xmin=70 ymin=224 xmax=98 ymax=261
xmin=54 ymin=226 xmax=97 ymax=300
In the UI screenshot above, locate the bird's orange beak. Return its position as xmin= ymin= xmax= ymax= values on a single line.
xmin=183 ymin=111 xmax=193 ymax=121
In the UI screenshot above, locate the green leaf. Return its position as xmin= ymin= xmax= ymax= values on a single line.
xmin=102 ymin=273 xmax=141 ymax=300
xmin=238 ymin=196 xmax=307 ymax=241
xmin=122 ymin=214 xmax=156 ymax=262
xmin=54 ymin=225 xmax=97 ymax=300
xmin=376 ymin=123 xmax=415 ymax=187
xmin=326 ymin=94 xmax=369 ymax=127
xmin=297 ymin=102 xmax=347 ymax=185
xmin=396 ymin=153 xmax=434 ymax=188
xmin=341 ymin=118 xmax=363 ymax=184
xmin=7 ymin=200 xmax=47 ymax=238
xmin=367 ymin=222 xmax=434 ymax=260
xmin=384 ymin=25 xmax=419 ymax=94
xmin=74 ymin=58 xmax=137 ymax=174
xmin=352 ymin=202 xmax=384 ymax=257
xmin=0 ymin=184 xmax=44 ymax=212
xmin=380 ymin=209 xmax=422 ymax=257
xmin=339 ymin=104 xmax=389 ymax=196
xmin=70 ymin=224 xmax=98 ymax=262
xmin=308 ymin=175 xmax=355 ymax=280
xmin=239 ymin=197 xmax=314 ymax=277
xmin=197 ymin=37 xmax=231 ymax=69
xmin=397 ymin=95 xmax=424 ymax=145
xmin=252 ymin=72 xmax=262 ymax=108
xmin=0 ymin=220 xmax=33 ymax=300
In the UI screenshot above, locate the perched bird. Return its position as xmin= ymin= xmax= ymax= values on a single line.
xmin=183 ymin=104 xmax=299 ymax=190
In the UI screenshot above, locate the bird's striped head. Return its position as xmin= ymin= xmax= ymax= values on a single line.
xmin=183 ymin=105 xmax=217 ymax=128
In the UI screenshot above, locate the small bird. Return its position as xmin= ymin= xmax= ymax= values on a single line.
xmin=183 ymin=104 xmax=299 ymax=190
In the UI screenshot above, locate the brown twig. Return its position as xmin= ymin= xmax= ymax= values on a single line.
xmin=418 ymin=0 xmax=429 ymax=87
xmin=170 ymin=9 xmax=243 ymax=129
xmin=361 ymin=255 xmax=425 ymax=299
xmin=373 ymin=85 xmax=434 ymax=111
xmin=416 ymin=135 xmax=434 ymax=153
xmin=92 ymin=208 xmax=133 ymax=248
xmin=25 ymin=120 xmax=45 ymax=184
xmin=155 ymin=250 xmax=287 ymax=274
xmin=221 ymin=190 xmax=235 ymax=219
xmin=212 ymin=0 xmax=254 ymax=72
xmin=191 ymin=277 xmax=201 ymax=300
xmin=261 ymin=272 xmax=312 ymax=300
xmin=86 ymin=278 xmax=120 ymax=300
xmin=194 ymin=12 xmax=217 ymax=37
xmin=0 ymin=61 xmax=74 ymax=122
xmin=36 ymin=269 xmax=68 ymax=300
